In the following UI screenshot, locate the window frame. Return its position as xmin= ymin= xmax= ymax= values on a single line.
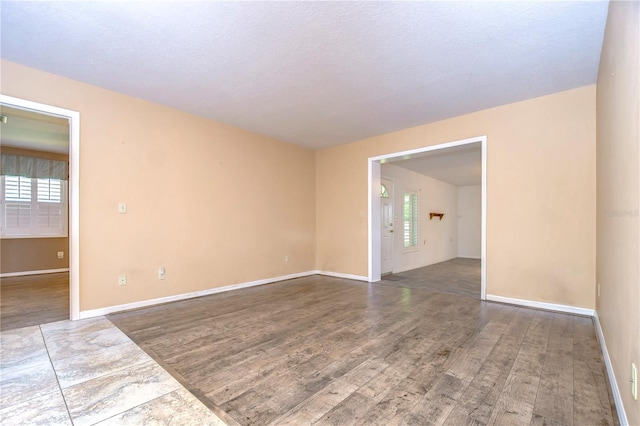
xmin=1 ymin=174 xmax=69 ymax=239
xmin=403 ymin=190 xmax=419 ymax=251
xmin=380 ymin=183 xmax=389 ymax=198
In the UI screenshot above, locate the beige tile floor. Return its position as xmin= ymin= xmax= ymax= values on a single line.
xmin=0 ymin=316 xmax=226 ymax=425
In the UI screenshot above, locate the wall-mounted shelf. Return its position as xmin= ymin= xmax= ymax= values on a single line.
xmin=430 ymin=213 xmax=444 ymax=221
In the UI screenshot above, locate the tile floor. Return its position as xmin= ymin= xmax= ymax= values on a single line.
xmin=0 ymin=316 xmax=226 ymax=425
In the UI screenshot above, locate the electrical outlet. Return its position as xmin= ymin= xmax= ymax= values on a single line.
xmin=284 ymin=255 xmax=289 ymax=263
xmin=632 ymin=363 xmax=637 ymax=400
xmin=158 ymin=266 xmax=166 ymax=280
xmin=118 ymin=274 xmax=127 ymax=286
xmin=57 ymin=251 xmax=64 ymax=259
xmin=597 ymin=283 xmax=600 ymax=297
xmin=118 ymin=202 xmax=127 ymax=214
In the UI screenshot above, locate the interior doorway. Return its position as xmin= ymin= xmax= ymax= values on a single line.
xmin=0 ymin=94 xmax=80 ymax=320
xmin=380 ymin=177 xmax=394 ymax=274
xmin=368 ymin=136 xmax=487 ymax=300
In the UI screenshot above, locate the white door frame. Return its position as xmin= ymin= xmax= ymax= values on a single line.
xmin=1 ymin=94 xmax=81 ymax=320
xmin=368 ymin=135 xmax=487 ymax=300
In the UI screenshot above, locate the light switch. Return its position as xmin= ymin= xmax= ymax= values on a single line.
xmin=118 ymin=202 xmax=127 ymax=214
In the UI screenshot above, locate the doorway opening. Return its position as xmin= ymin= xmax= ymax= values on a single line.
xmin=0 ymin=95 xmax=80 ymax=321
xmin=368 ymin=136 xmax=487 ymax=300
xmin=380 ymin=177 xmax=394 ymax=275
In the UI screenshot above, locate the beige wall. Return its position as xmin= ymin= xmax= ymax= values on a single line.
xmin=0 ymin=146 xmax=69 ymax=162
xmin=1 ymin=61 xmax=597 ymax=313
xmin=1 ymin=238 xmax=69 ymax=274
xmin=0 ymin=147 xmax=70 ymax=274
xmin=596 ymin=1 xmax=640 ymax=424
xmin=317 ymin=85 xmax=596 ymax=309
xmin=1 ymin=60 xmax=316 ymax=311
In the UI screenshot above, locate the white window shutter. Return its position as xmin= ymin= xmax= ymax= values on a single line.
xmin=1 ymin=176 xmax=68 ymax=238
xmin=4 ymin=202 xmax=32 ymax=236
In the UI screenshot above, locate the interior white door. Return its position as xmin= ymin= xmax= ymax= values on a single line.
xmin=381 ymin=178 xmax=394 ymax=274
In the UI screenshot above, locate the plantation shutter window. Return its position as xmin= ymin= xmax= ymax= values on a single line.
xmin=403 ymin=191 xmax=419 ymax=249
xmin=3 ymin=176 xmax=32 ymax=236
xmin=1 ymin=154 xmax=68 ymax=238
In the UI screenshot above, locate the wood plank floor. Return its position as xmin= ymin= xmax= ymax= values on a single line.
xmin=381 ymin=258 xmax=481 ymax=299
xmin=109 ymin=266 xmax=618 ymax=426
xmin=0 ymin=272 xmax=69 ymax=331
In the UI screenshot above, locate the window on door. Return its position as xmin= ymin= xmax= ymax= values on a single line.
xmin=403 ymin=191 xmax=418 ymax=249
xmin=380 ymin=183 xmax=389 ymax=198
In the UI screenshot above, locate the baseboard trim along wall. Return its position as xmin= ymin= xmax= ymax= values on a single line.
xmin=79 ymin=270 xmax=318 ymax=319
xmin=594 ymin=312 xmax=629 ymax=426
xmin=315 ymin=270 xmax=369 ymax=282
xmin=486 ymin=294 xmax=595 ymax=317
xmin=489 ymin=296 xmax=628 ymax=424
xmin=0 ymin=268 xmax=70 ymax=278
xmin=80 ymin=269 xmax=371 ymax=318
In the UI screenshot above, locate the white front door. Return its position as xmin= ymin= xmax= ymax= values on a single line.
xmin=381 ymin=178 xmax=394 ymax=274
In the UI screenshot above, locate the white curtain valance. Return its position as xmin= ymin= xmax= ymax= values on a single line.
xmin=1 ymin=154 xmax=68 ymax=180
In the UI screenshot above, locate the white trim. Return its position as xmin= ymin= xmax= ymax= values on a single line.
xmin=458 ymin=256 xmax=482 ymax=260
xmin=368 ymin=136 xmax=485 ymax=162
xmin=79 ymin=270 xmax=372 ymax=319
xmin=368 ymin=135 xmax=487 ymax=301
xmin=0 ymin=268 xmax=69 ymax=278
xmin=594 ymin=311 xmax=629 ymax=426
xmin=1 ymin=235 xmax=69 ymax=240
xmin=486 ymin=294 xmax=595 ymax=316
xmin=368 ymin=160 xmax=381 ymax=281
xmin=0 ymin=95 xmax=80 ymax=320
xmin=480 ymin=137 xmax=487 ymax=300
xmin=79 ymin=271 xmax=318 ymax=319
xmin=315 ymin=270 xmax=369 ymax=281
xmin=69 ymin=106 xmax=80 ymax=321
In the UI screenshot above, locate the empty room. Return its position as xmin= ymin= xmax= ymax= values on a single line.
xmin=0 ymin=1 xmax=638 ymax=425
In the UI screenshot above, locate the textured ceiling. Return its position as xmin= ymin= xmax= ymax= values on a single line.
xmin=0 ymin=1 xmax=608 ymax=150
xmin=0 ymin=106 xmax=70 ymax=154
xmin=387 ymin=145 xmax=482 ymax=187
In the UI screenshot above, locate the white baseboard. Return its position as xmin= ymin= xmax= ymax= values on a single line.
xmin=314 ymin=270 xmax=369 ymax=282
xmin=0 ymin=268 xmax=70 ymax=278
xmin=486 ymin=294 xmax=595 ymax=316
xmin=457 ymin=255 xmax=481 ymax=259
xmin=79 ymin=270 xmax=317 ymax=319
xmin=594 ymin=311 xmax=629 ymax=426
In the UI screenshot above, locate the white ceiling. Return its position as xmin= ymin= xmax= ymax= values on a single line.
xmin=0 ymin=1 xmax=608 ymax=150
xmin=0 ymin=106 xmax=70 ymax=154
xmin=385 ymin=144 xmax=481 ymax=186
